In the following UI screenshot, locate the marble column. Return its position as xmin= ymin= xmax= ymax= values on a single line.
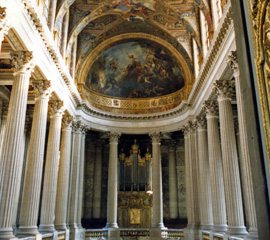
xmin=0 ymin=7 xmax=9 ymax=51
xmin=105 ymin=132 xmax=120 ymax=229
xmin=196 ymin=116 xmax=213 ymax=230
xmin=39 ymin=100 xmax=64 ymax=233
xmin=203 ymin=100 xmax=227 ymax=232
xmin=228 ymin=51 xmax=258 ymax=239
xmin=150 ymin=132 xmax=165 ymax=229
xmin=93 ymin=141 xmax=103 ymax=219
xmin=187 ymin=121 xmax=201 ymax=237
xmin=17 ymin=80 xmax=51 ymax=236
xmin=168 ymin=141 xmax=178 ymax=219
xmin=0 ymin=51 xmax=34 ymax=239
xmin=69 ymin=121 xmax=83 ymax=240
xmin=182 ymin=126 xmax=192 ymax=231
xmin=55 ymin=113 xmax=73 ymax=231
xmin=214 ymin=80 xmax=247 ymax=235
xmin=77 ymin=126 xmax=87 ymax=229
xmin=0 ymin=102 xmax=8 ymax=154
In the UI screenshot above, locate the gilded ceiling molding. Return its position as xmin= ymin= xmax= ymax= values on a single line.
xmin=248 ymin=0 xmax=270 ymax=162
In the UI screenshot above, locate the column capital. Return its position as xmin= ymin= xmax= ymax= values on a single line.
xmin=181 ymin=124 xmax=190 ymax=136
xmin=62 ymin=113 xmax=73 ymax=130
xmin=227 ymin=51 xmax=239 ymax=75
xmin=49 ymin=99 xmax=64 ymax=117
xmin=188 ymin=120 xmax=197 ymax=133
xmin=150 ymin=132 xmax=161 ymax=144
xmin=203 ymin=100 xmax=219 ymax=117
xmin=196 ymin=116 xmax=207 ymax=130
xmin=213 ymin=80 xmax=235 ymax=100
xmin=32 ymin=80 xmax=51 ymax=99
xmin=72 ymin=120 xmax=84 ymax=133
xmin=109 ymin=132 xmax=121 ymax=143
xmin=11 ymin=51 xmax=35 ymax=74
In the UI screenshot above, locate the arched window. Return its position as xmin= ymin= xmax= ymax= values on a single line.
xmin=200 ymin=10 xmax=209 ymax=59
xmin=193 ymin=38 xmax=200 ymax=78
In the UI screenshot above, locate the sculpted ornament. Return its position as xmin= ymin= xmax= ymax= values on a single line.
xmin=213 ymin=80 xmax=235 ymax=99
xmin=62 ymin=113 xmax=73 ymax=129
xmin=0 ymin=7 xmax=9 ymax=38
xmin=227 ymin=51 xmax=239 ymax=74
xmin=196 ymin=116 xmax=207 ymax=129
xmin=203 ymin=100 xmax=218 ymax=116
xmin=11 ymin=51 xmax=35 ymax=73
xmin=149 ymin=132 xmax=160 ymax=144
xmin=32 ymin=80 xmax=51 ymax=98
xmin=109 ymin=132 xmax=121 ymax=143
xmin=48 ymin=99 xmax=64 ymax=116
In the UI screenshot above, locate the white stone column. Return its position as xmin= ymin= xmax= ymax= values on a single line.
xmin=105 ymin=132 xmax=120 ymax=229
xmin=39 ymin=100 xmax=64 ymax=233
xmin=228 ymin=51 xmax=258 ymax=239
xmin=150 ymin=132 xmax=165 ymax=229
xmin=0 ymin=7 xmax=9 ymax=52
xmin=203 ymin=100 xmax=227 ymax=232
xmin=77 ymin=126 xmax=87 ymax=229
xmin=196 ymin=116 xmax=213 ymax=230
xmin=93 ymin=141 xmax=103 ymax=219
xmin=168 ymin=141 xmax=178 ymax=219
xmin=17 ymin=80 xmax=51 ymax=236
xmin=0 ymin=102 xmax=8 ymax=155
xmin=188 ymin=121 xmax=200 ymax=238
xmin=68 ymin=121 xmax=83 ymax=240
xmin=55 ymin=114 xmax=73 ymax=231
xmin=214 ymin=80 xmax=247 ymax=236
xmin=0 ymin=51 xmax=34 ymax=240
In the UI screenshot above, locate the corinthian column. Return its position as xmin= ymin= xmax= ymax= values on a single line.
xmin=168 ymin=141 xmax=178 ymax=219
xmin=55 ymin=113 xmax=73 ymax=231
xmin=39 ymin=100 xmax=64 ymax=233
xmin=214 ymin=80 xmax=247 ymax=235
xmin=203 ymin=100 xmax=227 ymax=232
xmin=0 ymin=51 xmax=34 ymax=240
xmin=228 ymin=52 xmax=258 ymax=239
xmin=0 ymin=7 xmax=9 ymax=51
xmin=150 ymin=132 xmax=165 ymax=229
xmin=93 ymin=141 xmax=103 ymax=219
xmin=106 ymin=132 xmax=120 ymax=229
xmin=196 ymin=116 xmax=213 ymax=230
xmin=17 ymin=80 xmax=51 ymax=236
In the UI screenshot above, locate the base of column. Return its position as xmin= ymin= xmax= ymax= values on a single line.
xmin=212 ymin=224 xmax=228 ymax=233
xmin=152 ymin=223 xmax=165 ymax=228
xmin=226 ymin=225 xmax=248 ymax=236
xmin=244 ymin=227 xmax=259 ymax=240
xmin=55 ymin=224 xmax=68 ymax=232
xmin=107 ymin=228 xmax=120 ymax=240
xmin=0 ymin=228 xmax=17 ymax=240
xmin=104 ymin=223 xmax=119 ymax=228
xmin=69 ymin=226 xmax=85 ymax=240
xmin=200 ymin=224 xmax=213 ymax=231
xmin=17 ymin=225 xmax=40 ymax=237
xmin=38 ymin=224 xmax=56 ymax=234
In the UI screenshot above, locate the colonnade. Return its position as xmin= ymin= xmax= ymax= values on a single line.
xmin=183 ymin=52 xmax=258 ymax=239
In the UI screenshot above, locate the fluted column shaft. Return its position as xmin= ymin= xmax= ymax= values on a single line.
xmin=215 ymin=80 xmax=247 ymax=235
xmin=18 ymin=80 xmax=51 ymax=236
xmin=77 ymin=129 xmax=86 ymax=228
xmin=183 ymin=128 xmax=192 ymax=227
xmin=106 ymin=132 xmax=120 ymax=228
xmin=229 ymin=52 xmax=258 ymax=239
xmin=168 ymin=143 xmax=178 ymax=219
xmin=69 ymin=122 xmax=83 ymax=230
xmin=0 ymin=51 xmax=34 ymax=239
xmin=39 ymin=100 xmax=64 ymax=233
xmin=197 ymin=116 xmax=213 ymax=230
xmin=93 ymin=142 xmax=103 ymax=219
xmin=55 ymin=115 xmax=73 ymax=231
xmin=188 ymin=122 xmax=200 ymax=230
xmin=0 ymin=102 xmax=8 ymax=157
xmin=151 ymin=132 xmax=164 ymax=228
xmin=204 ymin=101 xmax=227 ymax=232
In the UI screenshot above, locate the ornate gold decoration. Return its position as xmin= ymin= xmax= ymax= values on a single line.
xmin=248 ymin=0 xmax=270 ymax=162
xmin=130 ymin=209 xmax=141 ymax=224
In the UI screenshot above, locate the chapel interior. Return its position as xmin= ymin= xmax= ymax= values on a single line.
xmin=0 ymin=0 xmax=270 ymax=240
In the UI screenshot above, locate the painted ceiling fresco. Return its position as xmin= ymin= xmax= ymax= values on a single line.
xmin=85 ymin=40 xmax=185 ymax=98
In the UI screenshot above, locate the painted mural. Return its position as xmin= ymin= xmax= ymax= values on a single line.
xmin=85 ymin=40 xmax=185 ymax=98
